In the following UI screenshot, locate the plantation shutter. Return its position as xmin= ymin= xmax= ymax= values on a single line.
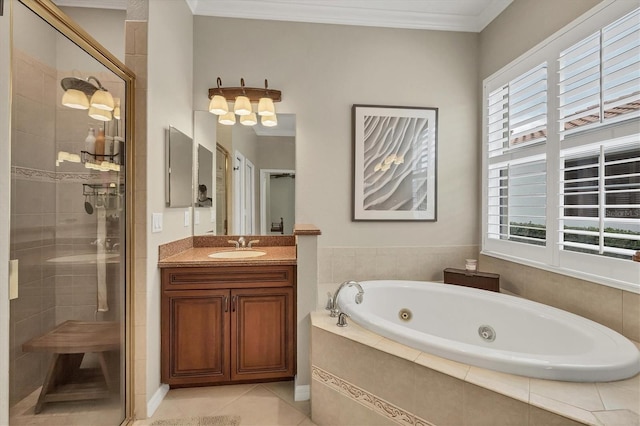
xmin=486 ymin=63 xmax=548 ymax=246
xmin=559 ymin=8 xmax=640 ymax=138
xmin=560 ymin=143 xmax=640 ymax=258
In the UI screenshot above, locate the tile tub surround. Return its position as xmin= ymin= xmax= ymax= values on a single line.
xmin=479 ymin=254 xmax=640 ymax=342
xmin=310 ymin=312 xmax=640 ymax=426
xmin=317 ymin=245 xmax=479 ymax=309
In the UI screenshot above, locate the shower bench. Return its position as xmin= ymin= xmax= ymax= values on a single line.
xmin=22 ymin=320 xmax=120 ymax=414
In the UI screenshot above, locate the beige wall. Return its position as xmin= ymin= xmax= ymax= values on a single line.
xmin=479 ymin=0 xmax=603 ymax=79
xmin=193 ymin=17 xmax=480 ymax=248
xmin=145 ymin=0 xmax=193 ymax=412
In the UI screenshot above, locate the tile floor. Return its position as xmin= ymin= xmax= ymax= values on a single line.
xmin=134 ymin=381 xmax=316 ymax=426
xmin=10 ymin=388 xmax=124 ymax=425
xmin=10 ymin=381 xmax=314 ymax=426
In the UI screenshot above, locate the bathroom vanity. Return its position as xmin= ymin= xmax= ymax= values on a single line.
xmin=158 ymin=240 xmax=297 ymax=387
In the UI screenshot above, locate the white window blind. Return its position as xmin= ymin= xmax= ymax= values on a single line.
xmin=560 ymin=143 xmax=640 ymax=258
xmin=486 ymin=64 xmax=548 ymax=247
xmin=488 ymin=158 xmax=547 ymax=245
xmin=559 ymin=8 xmax=640 ymax=137
xmin=484 ymin=3 xmax=640 ymax=290
xmin=487 ymin=63 xmax=548 ymax=158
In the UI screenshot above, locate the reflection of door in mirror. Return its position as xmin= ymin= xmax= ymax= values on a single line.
xmin=216 ymin=144 xmax=229 ymax=235
xmin=261 ymin=170 xmax=295 ymax=235
xmin=212 ymin=113 xmax=295 ymax=235
xmin=197 ymin=145 xmax=213 ymax=207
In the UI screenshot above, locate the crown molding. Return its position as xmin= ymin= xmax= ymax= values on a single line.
xmin=52 ymin=0 xmax=126 ymax=10
xmin=188 ymin=0 xmax=513 ymax=32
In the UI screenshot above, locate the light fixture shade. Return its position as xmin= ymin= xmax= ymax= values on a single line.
xmin=240 ymin=112 xmax=257 ymax=126
xmin=89 ymin=106 xmax=112 ymax=121
xmin=219 ymin=111 xmax=236 ymax=125
xmin=209 ymin=95 xmax=229 ymax=115
xmin=90 ymin=89 xmax=115 ymax=111
xmin=234 ymin=95 xmax=252 ymax=116
xmin=61 ymin=89 xmax=89 ymax=110
xmin=261 ymin=113 xmax=278 ymax=127
xmin=113 ymin=98 xmax=121 ymax=120
xmin=258 ymin=97 xmax=275 ymax=116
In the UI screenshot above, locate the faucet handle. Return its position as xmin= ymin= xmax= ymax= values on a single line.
xmin=227 ymin=240 xmax=240 ymax=249
xmin=337 ymin=312 xmax=350 ymax=327
xmin=248 ymin=239 xmax=260 ymax=248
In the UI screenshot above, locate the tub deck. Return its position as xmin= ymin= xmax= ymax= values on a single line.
xmin=311 ymin=311 xmax=640 ymax=426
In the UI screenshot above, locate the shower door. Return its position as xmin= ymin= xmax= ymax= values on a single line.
xmin=6 ymin=1 xmax=134 ymax=424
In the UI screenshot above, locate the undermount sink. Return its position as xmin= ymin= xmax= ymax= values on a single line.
xmin=46 ymin=253 xmax=119 ymax=263
xmin=208 ymin=250 xmax=267 ymax=259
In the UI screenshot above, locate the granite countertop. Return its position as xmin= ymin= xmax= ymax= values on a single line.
xmin=158 ymin=245 xmax=297 ymax=268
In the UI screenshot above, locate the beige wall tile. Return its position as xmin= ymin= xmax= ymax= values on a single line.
xmin=413 ymin=364 xmax=464 ymax=426
xmin=623 ymin=291 xmax=640 ymax=341
xmin=311 ymin=379 xmax=394 ymax=426
xmin=463 ymin=383 xmax=528 ymax=426
xmin=311 ymin=327 xmax=381 ymax=389
xmin=479 ymin=255 xmax=626 ymax=336
xmin=529 ymin=405 xmax=585 ymax=426
xmin=530 ymin=379 xmax=604 ymax=411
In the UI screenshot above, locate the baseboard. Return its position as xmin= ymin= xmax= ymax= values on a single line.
xmin=294 ymin=384 xmax=310 ymax=401
xmin=147 ymin=384 xmax=169 ymax=417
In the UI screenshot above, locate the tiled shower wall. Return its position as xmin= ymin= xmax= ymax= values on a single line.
xmin=9 ymin=49 xmax=124 ymax=404
xmin=9 ymin=49 xmax=58 ymax=405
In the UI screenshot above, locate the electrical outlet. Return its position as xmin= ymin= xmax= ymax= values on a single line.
xmin=152 ymin=213 xmax=163 ymax=233
xmin=184 ymin=210 xmax=190 ymax=227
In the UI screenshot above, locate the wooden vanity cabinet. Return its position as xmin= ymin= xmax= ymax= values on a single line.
xmin=161 ymin=265 xmax=296 ymax=387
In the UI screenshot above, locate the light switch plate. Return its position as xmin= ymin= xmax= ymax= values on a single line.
xmin=210 ymin=208 xmax=215 ymax=223
xmin=184 ymin=210 xmax=190 ymax=227
xmin=152 ymin=213 xmax=163 ymax=233
xmin=194 ymin=210 xmax=200 ymax=225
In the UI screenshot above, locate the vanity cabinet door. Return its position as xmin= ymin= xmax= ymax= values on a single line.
xmin=230 ymin=287 xmax=295 ymax=381
xmin=162 ymin=289 xmax=230 ymax=385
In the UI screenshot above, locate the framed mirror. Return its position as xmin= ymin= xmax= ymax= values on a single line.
xmin=165 ymin=126 xmax=193 ymax=207
xmin=192 ymin=111 xmax=295 ymax=236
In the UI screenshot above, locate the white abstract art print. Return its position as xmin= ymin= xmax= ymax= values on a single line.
xmin=353 ymin=105 xmax=437 ymax=221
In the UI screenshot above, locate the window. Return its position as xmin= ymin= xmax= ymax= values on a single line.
xmin=483 ymin=4 xmax=640 ymax=291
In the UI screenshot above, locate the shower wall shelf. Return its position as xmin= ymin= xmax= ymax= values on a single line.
xmin=83 ymin=183 xmax=124 ymax=197
xmin=81 ymin=150 xmax=121 ymax=163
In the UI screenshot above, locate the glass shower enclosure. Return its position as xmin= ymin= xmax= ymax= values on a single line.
xmin=7 ymin=1 xmax=133 ymax=424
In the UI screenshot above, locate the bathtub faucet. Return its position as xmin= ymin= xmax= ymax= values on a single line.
xmin=329 ymin=280 xmax=364 ymax=317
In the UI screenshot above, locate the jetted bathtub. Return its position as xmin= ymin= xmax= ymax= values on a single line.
xmin=336 ymin=280 xmax=640 ymax=382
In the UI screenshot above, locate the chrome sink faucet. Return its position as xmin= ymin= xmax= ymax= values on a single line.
xmin=227 ymin=236 xmax=260 ymax=250
xmin=328 ymin=280 xmax=364 ymax=317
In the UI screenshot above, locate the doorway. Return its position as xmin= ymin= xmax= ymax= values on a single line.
xmin=260 ymin=170 xmax=295 ymax=235
xmin=4 ymin=1 xmax=134 ymax=424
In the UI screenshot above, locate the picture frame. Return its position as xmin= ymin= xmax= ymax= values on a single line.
xmin=352 ymin=104 xmax=438 ymax=221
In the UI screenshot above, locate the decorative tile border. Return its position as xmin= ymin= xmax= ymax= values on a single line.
xmin=12 ymin=166 xmax=99 ymax=183
xmin=312 ymin=365 xmax=433 ymax=426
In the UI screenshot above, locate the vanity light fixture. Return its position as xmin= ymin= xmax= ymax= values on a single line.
xmin=208 ymin=77 xmax=281 ymax=126
xmin=60 ymin=76 xmax=115 ymax=121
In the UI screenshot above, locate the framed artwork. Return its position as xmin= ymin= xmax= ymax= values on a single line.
xmin=352 ymin=104 xmax=438 ymax=221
